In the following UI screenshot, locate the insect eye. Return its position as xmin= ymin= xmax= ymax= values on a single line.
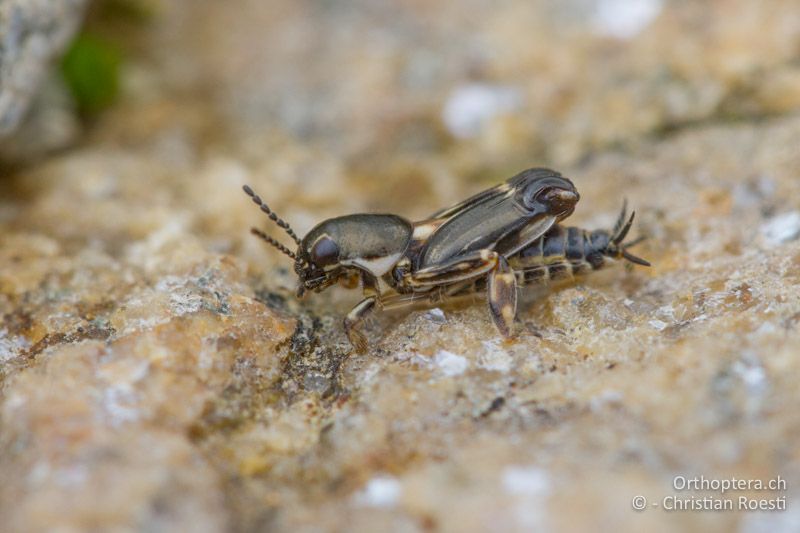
xmin=310 ymin=237 xmax=339 ymax=266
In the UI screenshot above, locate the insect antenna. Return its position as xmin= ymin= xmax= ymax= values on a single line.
xmin=250 ymin=228 xmax=298 ymax=260
xmin=242 ymin=185 xmax=302 ymax=245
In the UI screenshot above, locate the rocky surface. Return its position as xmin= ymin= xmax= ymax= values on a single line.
xmin=2 ymin=1 xmax=800 ymax=532
xmin=0 ymin=0 xmax=86 ymax=149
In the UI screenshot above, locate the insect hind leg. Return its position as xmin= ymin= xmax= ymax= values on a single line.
xmin=487 ymin=255 xmax=517 ymax=338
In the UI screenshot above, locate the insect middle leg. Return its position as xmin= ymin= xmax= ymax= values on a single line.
xmin=401 ymin=249 xmax=518 ymax=338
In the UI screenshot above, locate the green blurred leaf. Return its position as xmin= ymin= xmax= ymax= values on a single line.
xmin=61 ymin=33 xmax=122 ymax=116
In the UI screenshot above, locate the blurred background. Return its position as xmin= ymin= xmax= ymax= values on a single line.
xmin=3 ymin=0 xmax=800 ymax=252
xmin=4 ymin=0 xmax=800 ymax=196
xmin=2 ymin=1 xmax=800 ymax=532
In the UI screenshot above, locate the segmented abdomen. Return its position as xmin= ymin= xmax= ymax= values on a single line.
xmin=509 ymin=225 xmax=605 ymax=286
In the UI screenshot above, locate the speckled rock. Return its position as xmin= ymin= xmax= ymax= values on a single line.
xmin=2 ymin=1 xmax=800 ymax=532
xmin=0 ymin=0 xmax=86 ymax=138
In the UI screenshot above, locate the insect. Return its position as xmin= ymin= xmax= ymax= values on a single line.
xmin=243 ymin=168 xmax=647 ymax=351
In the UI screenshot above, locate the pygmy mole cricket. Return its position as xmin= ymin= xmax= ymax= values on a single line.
xmin=243 ymin=168 xmax=648 ymax=352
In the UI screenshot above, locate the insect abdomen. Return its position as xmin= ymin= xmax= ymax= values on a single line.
xmin=417 ymin=222 xmax=627 ymax=301
xmin=511 ymin=225 xmax=606 ymax=286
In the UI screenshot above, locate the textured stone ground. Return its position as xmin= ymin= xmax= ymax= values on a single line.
xmin=2 ymin=1 xmax=800 ymax=532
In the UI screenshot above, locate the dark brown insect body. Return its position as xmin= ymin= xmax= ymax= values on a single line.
xmin=243 ymin=168 xmax=647 ymax=351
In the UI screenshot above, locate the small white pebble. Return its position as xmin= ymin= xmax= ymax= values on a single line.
xmin=593 ymin=0 xmax=662 ymax=39
xmin=755 ymin=321 xmax=777 ymax=335
xmin=732 ymin=354 xmax=768 ymax=393
xmin=434 ymin=350 xmax=469 ymax=376
xmin=103 ymin=386 xmax=141 ymax=426
xmin=589 ymin=389 xmax=624 ymax=411
xmin=0 ymin=329 xmax=29 ymax=363
xmin=359 ymin=362 xmax=382 ymax=384
xmin=649 ymin=319 xmax=668 ymax=331
xmin=478 ymin=340 xmax=513 ymax=373
xmin=656 ymin=305 xmax=676 ymax=321
xmin=425 ymin=307 xmax=447 ymax=324
xmin=735 ymin=363 xmax=767 ymax=391
xmin=502 ymin=466 xmax=550 ymax=496
xmin=442 ymin=83 xmax=522 ymax=139
xmin=352 ymin=475 xmax=402 ymax=508
xmin=761 ymin=211 xmax=800 ymax=245
xmin=53 ymin=465 xmax=89 ymax=488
